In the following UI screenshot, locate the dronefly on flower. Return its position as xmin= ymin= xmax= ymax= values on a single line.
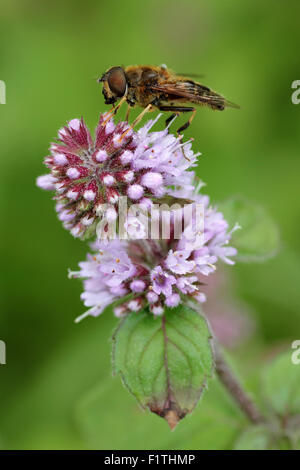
xmin=36 ymin=114 xmax=198 ymax=239
xmin=69 ymin=188 xmax=237 ymax=322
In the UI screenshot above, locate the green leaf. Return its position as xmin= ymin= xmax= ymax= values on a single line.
xmin=112 ymin=305 xmax=214 ymax=429
xmin=261 ymin=351 xmax=300 ymax=416
xmin=234 ymin=425 xmax=273 ymax=450
xmin=219 ymin=195 xmax=280 ymax=262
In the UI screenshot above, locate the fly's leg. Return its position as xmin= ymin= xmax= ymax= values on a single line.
xmin=118 ymin=103 xmax=153 ymax=142
xmin=125 ymin=105 xmax=131 ymax=122
xmin=159 ymin=105 xmax=196 ymax=134
xmin=177 ymin=109 xmax=197 ymax=134
xmin=165 ymin=113 xmax=177 ymax=128
xmin=159 ymin=106 xmax=196 ymax=160
xmin=102 ymin=95 xmax=127 ymax=126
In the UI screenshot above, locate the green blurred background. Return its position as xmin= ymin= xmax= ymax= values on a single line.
xmin=1 ymin=0 xmax=300 ymax=450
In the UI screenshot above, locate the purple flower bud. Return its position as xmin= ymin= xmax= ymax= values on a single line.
xmin=141 ymin=172 xmax=163 ymax=189
xmin=120 ymin=150 xmax=134 ymax=164
xmin=66 ymin=167 xmax=80 ymax=179
xmin=128 ymin=299 xmax=142 ymax=312
xmin=36 ymin=174 xmax=57 ymax=190
xmin=69 ymin=118 xmax=81 ymax=131
xmin=102 ymin=174 xmax=115 ymax=186
xmin=130 ymin=280 xmax=146 ymax=292
xmin=127 ymin=184 xmax=144 ymax=200
xmin=165 ymin=293 xmax=181 ymax=307
xmin=147 ymin=291 xmax=159 ymax=303
xmin=151 ymin=304 xmax=164 ymax=316
xmin=83 ymin=189 xmax=96 ymax=201
xmin=95 ymin=150 xmax=108 ymax=162
xmin=59 ymin=210 xmax=75 ymax=222
xmin=53 ymin=153 xmax=68 ymax=166
xmin=106 ymin=207 xmax=117 ymax=222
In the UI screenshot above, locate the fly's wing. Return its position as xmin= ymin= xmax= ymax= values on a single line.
xmin=175 ymin=72 xmax=205 ymax=78
xmin=149 ymin=81 xmax=239 ymax=110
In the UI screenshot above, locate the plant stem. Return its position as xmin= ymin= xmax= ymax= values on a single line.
xmin=214 ymin=343 xmax=264 ymax=424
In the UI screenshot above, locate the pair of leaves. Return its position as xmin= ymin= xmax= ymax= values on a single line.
xmin=235 ymin=351 xmax=300 ymax=449
xmin=112 ymin=305 xmax=214 ymax=429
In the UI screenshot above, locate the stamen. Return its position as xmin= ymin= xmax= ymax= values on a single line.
xmin=74 ymin=310 xmax=92 ymax=323
xmin=166 ymin=114 xmax=177 ymax=130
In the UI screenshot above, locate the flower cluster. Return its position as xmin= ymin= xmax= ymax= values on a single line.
xmin=37 ymin=113 xmax=237 ymax=320
xmin=37 ymin=114 xmax=198 ymax=239
xmin=69 ymin=191 xmax=237 ymax=321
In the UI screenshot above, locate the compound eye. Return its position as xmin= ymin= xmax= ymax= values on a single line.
xmin=107 ymin=67 xmax=127 ymax=97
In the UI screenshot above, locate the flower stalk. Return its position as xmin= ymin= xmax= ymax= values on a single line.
xmin=214 ymin=342 xmax=264 ymax=424
xmin=36 ymin=112 xmax=267 ymax=430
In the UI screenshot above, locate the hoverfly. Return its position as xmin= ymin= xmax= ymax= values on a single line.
xmin=98 ymin=64 xmax=238 ymax=138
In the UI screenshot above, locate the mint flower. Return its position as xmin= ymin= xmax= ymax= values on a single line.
xmin=70 ymin=188 xmax=237 ymax=322
xmin=36 ymin=114 xmax=198 ymax=239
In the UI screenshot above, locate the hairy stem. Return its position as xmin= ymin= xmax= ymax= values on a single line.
xmin=214 ymin=342 xmax=264 ymax=424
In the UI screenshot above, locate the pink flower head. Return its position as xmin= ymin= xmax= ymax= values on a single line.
xmin=37 ymin=114 xmax=197 ymax=239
